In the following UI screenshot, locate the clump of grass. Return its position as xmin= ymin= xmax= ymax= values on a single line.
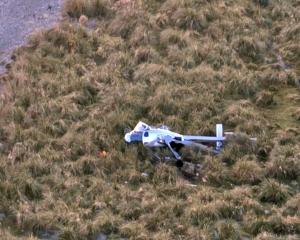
xmin=213 ymin=221 xmax=243 ymax=240
xmin=266 ymin=156 xmax=300 ymax=180
xmin=0 ymin=181 xmax=20 ymax=202
xmin=292 ymin=108 xmax=300 ymax=121
xmin=248 ymin=213 xmax=299 ymax=236
xmin=119 ymin=200 xmax=144 ymax=221
xmin=255 ymin=90 xmax=275 ymax=107
xmin=151 ymin=164 xmax=177 ymax=185
xmin=143 ymin=201 xmax=180 ymax=232
xmin=202 ymin=157 xmax=230 ymax=186
xmin=108 ymin=9 xmax=146 ymax=39
xmin=72 ymin=157 xmax=98 ymax=176
xmin=228 ymin=74 xmax=258 ymax=97
xmin=133 ymin=63 xmax=171 ymax=86
xmin=171 ymin=8 xmax=208 ymax=32
xmin=129 ymin=25 xmax=157 ymax=47
xmin=26 ymin=158 xmax=50 ymax=178
xmin=0 ymin=229 xmax=36 ymax=240
xmin=74 ymin=81 xmax=99 ymax=106
xmin=190 ymin=204 xmax=219 ymax=226
xmin=46 ymin=119 xmax=68 ymax=137
xmin=12 ymin=107 xmax=25 ymax=124
xmin=220 ymin=134 xmax=257 ymax=165
xmin=230 ymin=160 xmax=264 ymax=185
xmin=283 ymin=193 xmax=300 ymax=217
xmin=8 ymin=142 xmax=27 ymax=163
xmin=24 ymin=181 xmax=43 ymax=201
xmin=233 ymin=36 xmax=266 ymax=64
xmin=134 ymin=46 xmax=160 ymax=64
xmin=159 ymin=28 xmax=187 ymax=48
xmin=258 ymin=180 xmax=291 ymax=205
xmin=119 ymin=221 xmax=146 ymax=239
xmin=64 ymin=0 xmax=111 ymax=18
xmin=278 ymin=133 xmax=296 ymax=146
xmin=222 ymin=100 xmax=266 ymax=134
xmin=266 ymin=136 xmax=299 ymax=180
xmin=190 ymin=199 xmax=243 ymax=227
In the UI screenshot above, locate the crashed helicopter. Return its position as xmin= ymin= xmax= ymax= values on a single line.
xmin=125 ymin=121 xmax=256 ymax=167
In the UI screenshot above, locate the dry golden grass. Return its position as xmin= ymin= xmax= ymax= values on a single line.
xmin=64 ymin=0 xmax=111 ymax=18
xmin=0 ymin=0 xmax=299 ymax=239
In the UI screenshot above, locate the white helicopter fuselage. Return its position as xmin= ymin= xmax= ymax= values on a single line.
xmin=125 ymin=121 xmax=255 ymax=160
xmin=142 ymin=129 xmax=183 ymax=147
xmin=124 ymin=121 xmax=225 ymax=150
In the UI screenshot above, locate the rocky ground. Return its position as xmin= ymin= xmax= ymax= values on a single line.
xmin=0 ymin=0 xmax=63 ymax=75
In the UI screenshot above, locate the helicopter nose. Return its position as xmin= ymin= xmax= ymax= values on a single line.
xmin=124 ymin=133 xmax=131 ymax=143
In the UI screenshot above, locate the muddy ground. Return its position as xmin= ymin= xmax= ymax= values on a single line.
xmin=0 ymin=0 xmax=63 ymax=75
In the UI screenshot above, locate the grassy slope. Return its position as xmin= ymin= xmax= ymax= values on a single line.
xmin=0 ymin=0 xmax=300 ymax=239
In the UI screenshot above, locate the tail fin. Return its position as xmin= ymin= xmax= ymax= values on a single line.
xmin=216 ymin=124 xmax=223 ymax=151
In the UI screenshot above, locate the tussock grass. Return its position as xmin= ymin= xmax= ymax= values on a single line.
xmin=258 ymin=180 xmax=292 ymax=205
xmin=214 ymin=221 xmax=244 ymax=240
xmin=283 ymin=193 xmax=300 ymax=217
xmin=231 ymin=160 xmax=264 ymax=185
xmin=255 ymin=90 xmax=275 ymax=107
xmin=0 ymin=0 xmax=299 ymax=238
xmin=159 ymin=28 xmax=187 ymax=48
xmin=233 ymin=36 xmax=267 ymax=64
xmin=64 ymin=0 xmax=111 ymax=18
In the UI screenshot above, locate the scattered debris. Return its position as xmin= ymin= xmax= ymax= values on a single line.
xmin=185 ymin=184 xmax=197 ymax=188
xmin=141 ymin=172 xmax=149 ymax=177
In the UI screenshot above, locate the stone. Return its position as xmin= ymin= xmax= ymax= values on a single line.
xmin=79 ymin=15 xmax=88 ymax=26
xmin=96 ymin=233 xmax=107 ymax=240
xmin=0 ymin=212 xmax=6 ymax=221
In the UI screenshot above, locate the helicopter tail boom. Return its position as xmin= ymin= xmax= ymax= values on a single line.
xmin=182 ymin=124 xmax=224 ymax=150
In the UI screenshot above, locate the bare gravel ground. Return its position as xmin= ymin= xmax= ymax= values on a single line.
xmin=0 ymin=0 xmax=63 ymax=75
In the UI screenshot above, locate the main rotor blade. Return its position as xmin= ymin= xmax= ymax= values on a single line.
xmin=183 ymin=136 xmax=225 ymax=142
